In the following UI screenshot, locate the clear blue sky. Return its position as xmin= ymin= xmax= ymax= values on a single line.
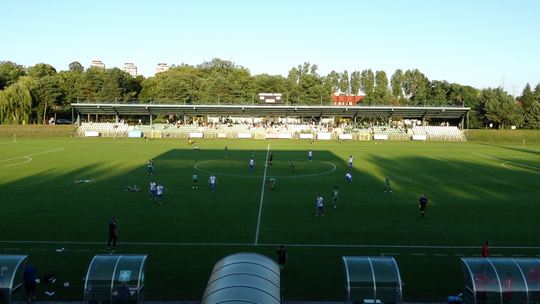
xmin=2 ymin=0 xmax=539 ymax=95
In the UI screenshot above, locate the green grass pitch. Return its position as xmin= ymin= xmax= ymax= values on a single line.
xmin=1 ymin=137 xmax=539 ymax=301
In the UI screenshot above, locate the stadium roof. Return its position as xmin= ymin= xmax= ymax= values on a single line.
xmin=71 ymin=103 xmax=470 ymax=120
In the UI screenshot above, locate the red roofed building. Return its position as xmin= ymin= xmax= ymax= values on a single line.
xmin=330 ymin=95 xmax=364 ymax=106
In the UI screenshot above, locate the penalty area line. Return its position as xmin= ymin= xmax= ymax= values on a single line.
xmin=473 ymin=152 xmax=540 ymax=172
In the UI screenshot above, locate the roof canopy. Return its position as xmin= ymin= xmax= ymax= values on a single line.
xmin=0 ymin=255 xmax=28 ymax=304
xmin=342 ymin=256 xmax=403 ymax=304
xmin=461 ymin=257 xmax=540 ymax=304
xmin=201 ymin=252 xmax=281 ymax=304
xmin=71 ymin=103 xmax=470 ymax=120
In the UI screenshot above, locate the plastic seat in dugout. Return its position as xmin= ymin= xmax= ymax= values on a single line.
xmin=84 ymin=254 xmax=147 ymax=304
xmin=0 ymin=255 xmax=28 ymax=304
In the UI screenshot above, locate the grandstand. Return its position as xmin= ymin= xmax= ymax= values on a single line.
xmin=71 ymin=103 xmax=470 ymax=141
xmin=75 ymin=122 xmax=466 ymax=141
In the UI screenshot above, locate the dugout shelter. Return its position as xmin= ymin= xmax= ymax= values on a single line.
xmin=0 ymin=255 xmax=28 ymax=304
xmin=84 ymin=254 xmax=147 ymax=304
xmin=343 ymin=256 xmax=403 ymax=304
xmin=461 ymin=257 xmax=540 ymax=304
xmin=200 ymin=252 xmax=281 ymax=304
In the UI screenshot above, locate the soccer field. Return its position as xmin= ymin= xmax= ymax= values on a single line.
xmin=1 ymin=137 xmax=539 ymax=301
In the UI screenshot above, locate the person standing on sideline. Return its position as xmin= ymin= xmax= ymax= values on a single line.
xmin=268 ymin=152 xmax=273 ymax=166
xmin=345 ymin=172 xmax=352 ymax=181
xmin=187 ymin=136 xmax=191 ymax=145
xmin=308 ymin=149 xmax=313 ymax=162
xmin=384 ymin=174 xmax=392 ymax=193
xmin=315 ymin=194 xmax=325 ymax=217
xmin=482 ymin=241 xmax=491 ymax=257
xmin=276 ymin=245 xmax=287 ymax=272
xmin=331 ymin=187 xmax=340 ymax=209
xmin=156 ymin=183 xmax=168 ymax=205
xmin=208 ymin=174 xmax=218 ymax=193
xmin=418 ymin=194 xmax=428 ymax=220
xmin=23 ymin=263 xmax=37 ymax=303
xmin=192 ymin=174 xmax=198 ymax=188
xmin=149 ymin=180 xmax=157 ymax=201
xmin=249 ymin=157 xmax=255 ymax=173
xmin=268 ymin=177 xmax=276 ymax=190
xmin=348 ymin=155 xmax=354 ymax=170
xmin=108 ymin=218 xmax=117 ymax=250
xmin=224 ymin=146 xmax=228 ymax=158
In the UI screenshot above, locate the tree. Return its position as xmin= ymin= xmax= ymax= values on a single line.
xmin=480 ymin=87 xmax=522 ymax=129
xmin=0 ymin=61 xmax=27 ymax=90
xmin=34 ymin=75 xmax=62 ymax=124
xmin=27 ymin=63 xmax=57 ymax=79
xmin=523 ymin=100 xmax=540 ymax=129
xmin=359 ymin=69 xmax=374 ymax=96
xmin=519 ymin=84 xmax=540 ymax=128
xmin=373 ymin=70 xmax=390 ymax=104
xmin=0 ymin=80 xmax=33 ymax=124
xmin=68 ymin=61 xmax=84 ymax=74
xmin=77 ymin=67 xmax=106 ymax=100
xmin=339 ymin=70 xmax=350 ymax=95
xmin=390 ymin=69 xmax=405 ymax=101
xmin=403 ymin=69 xmax=429 ymax=103
xmin=350 ymin=71 xmax=361 ymax=96
xmin=326 ymin=70 xmax=340 ymax=94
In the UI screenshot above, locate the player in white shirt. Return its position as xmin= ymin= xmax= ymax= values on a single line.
xmin=249 ymin=158 xmax=255 ymax=173
xmin=308 ymin=149 xmax=313 ymax=162
xmin=345 ymin=173 xmax=352 ymax=182
xmin=348 ymin=155 xmax=354 ymax=170
xmin=156 ymin=183 xmax=168 ymax=204
xmin=315 ymin=194 xmax=325 ymax=217
xmin=149 ymin=181 xmax=157 ymax=200
xmin=208 ymin=174 xmax=218 ymax=193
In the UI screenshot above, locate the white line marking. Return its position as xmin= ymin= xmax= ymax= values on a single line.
xmin=435 ymin=254 xmax=448 ymax=256
xmin=30 ymin=248 xmax=46 ymax=251
xmin=0 ymin=141 xmax=19 ymax=145
xmin=4 ymin=248 xmax=19 ymax=250
xmin=473 ymin=152 xmax=540 ymax=172
xmin=454 ymin=254 xmax=465 ymax=256
xmin=77 ymin=249 xmax=90 ymax=251
xmin=254 ymin=144 xmax=270 ymax=245
xmin=411 ymin=253 xmax=426 ymax=256
xmin=381 ymin=253 xmax=400 ymax=256
xmin=0 ymin=148 xmax=64 ymax=168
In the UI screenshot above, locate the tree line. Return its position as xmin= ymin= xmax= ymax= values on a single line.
xmin=1 ymin=58 xmax=539 ymax=129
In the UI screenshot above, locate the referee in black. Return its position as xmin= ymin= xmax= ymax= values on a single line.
xmin=418 ymin=194 xmax=429 ymax=220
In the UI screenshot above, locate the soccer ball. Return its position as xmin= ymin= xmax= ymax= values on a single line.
xmin=35 ymin=279 xmax=40 ymax=284
xmin=63 ymin=282 xmax=70 ymax=288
